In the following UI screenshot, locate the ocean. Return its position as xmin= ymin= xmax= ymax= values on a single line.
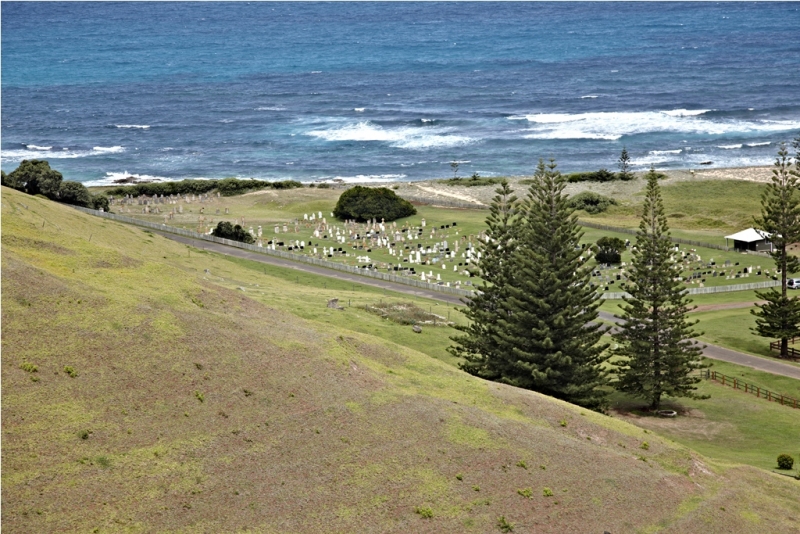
xmin=2 ymin=2 xmax=800 ymax=186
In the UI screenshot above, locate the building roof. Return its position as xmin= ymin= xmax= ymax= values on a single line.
xmin=724 ymin=228 xmax=771 ymax=243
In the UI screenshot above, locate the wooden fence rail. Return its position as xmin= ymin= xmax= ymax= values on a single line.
xmin=768 ymin=338 xmax=800 ymax=361
xmin=702 ymin=369 xmax=799 ymax=409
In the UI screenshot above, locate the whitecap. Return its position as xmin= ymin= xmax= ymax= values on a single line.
xmin=26 ymin=144 xmax=52 ymax=150
xmin=218 ymin=119 xmax=234 ymax=123
xmin=93 ymin=146 xmax=125 ymax=153
xmin=255 ymin=106 xmax=286 ymax=111
xmin=510 ymin=111 xmax=800 ymax=141
xmin=580 ymin=95 xmax=599 ymax=99
xmin=747 ymin=141 xmax=771 ymax=147
xmin=354 ymin=108 xmax=365 ymax=112
xmin=306 ymin=121 xmax=474 ymax=150
xmin=717 ymin=144 xmax=742 ymax=149
xmin=660 ymin=109 xmax=712 ymax=117
xmin=311 ymin=71 xmax=322 ymax=74
xmin=115 ymin=124 xmax=150 ymax=129
xmin=421 ymin=118 xmax=435 ymax=123
xmin=649 ymin=149 xmax=682 ymax=155
xmin=83 ymin=171 xmax=212 ymax=188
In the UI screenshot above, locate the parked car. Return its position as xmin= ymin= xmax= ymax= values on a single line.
xmin=788 ymin=279 xmax=800 ymax=289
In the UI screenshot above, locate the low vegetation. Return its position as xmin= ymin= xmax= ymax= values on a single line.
xmin=332 ymin=185 xmax=416 ymax=222
xmin=104 ymin=176 xmax=303 ymax=197
xmin=364 ymin=301 xmax=451 ymax=326
xmin=211 ymin=220 xmax=255 ymax=244
xmin=2 ymin=160 xmax=109 ymax=211
xmin=567 ymin=191 xmax=617 ymax=214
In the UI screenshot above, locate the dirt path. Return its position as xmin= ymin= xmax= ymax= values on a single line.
xmin=413 ymin=184 xmax=485 ymax=205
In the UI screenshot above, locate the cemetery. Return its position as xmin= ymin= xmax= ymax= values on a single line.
xmin=107 ymin=187 xmax=783 ymax=295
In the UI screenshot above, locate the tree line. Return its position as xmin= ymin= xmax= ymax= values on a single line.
xmin=2 ymin=160 xmax=110 ymax=211
xmin=451 ymin=139 xmax=800 ymax=411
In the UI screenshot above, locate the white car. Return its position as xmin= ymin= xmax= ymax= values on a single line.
xmin=788 ymin=279 xmax=800 ymax=290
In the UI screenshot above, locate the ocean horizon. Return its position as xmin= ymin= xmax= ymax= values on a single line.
xmin=2 ymin=2 xmax=800 ymax=185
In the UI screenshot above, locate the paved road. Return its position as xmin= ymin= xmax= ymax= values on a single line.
xmin=598 ymin=311 xmax=800 ymax=380
xmin=159 ymin=231 xmax=800 ymax=381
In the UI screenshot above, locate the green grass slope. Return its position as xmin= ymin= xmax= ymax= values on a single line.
xmin=3 ymin=187 xmax=799 ymax=533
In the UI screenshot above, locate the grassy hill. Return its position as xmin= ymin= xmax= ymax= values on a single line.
xmin=3 ymin=186 xmax=800 ymax=533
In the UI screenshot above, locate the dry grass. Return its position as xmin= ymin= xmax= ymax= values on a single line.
xmin=365 ymin=301 xmax=453 ymax=326
xmin=3 ymin=187 xmax=800 ymax=533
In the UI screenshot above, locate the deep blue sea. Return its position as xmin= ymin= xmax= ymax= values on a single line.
xmin=3 ymin=2 xmax=800 ymax=185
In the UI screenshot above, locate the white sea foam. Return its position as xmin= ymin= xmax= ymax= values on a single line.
xmin=218 ymin=119 xmax=234 ymax=123
xmin=421 ymin=118 xmax=435 ymax=123
xmin=580 ymin=95 xmax=599 ymax=99
xmin=510 ymin=110 xmax=800 ymax=141
xmin=649 ymin=149 xmax=682 ymax=155
xmin=92 ymin=146 xmax=125 ymax=153
xmin=115 ymin=124 xmax=150 ymax=129
xmin=315 ymin=174 xmax=406 ymax=184
xmin=717 ymin=144 xmax=742 ymax=149
xmin=26 ymin=144 xmax=52 ymax=150
xmin=1 ymin=145 xmax=124 ymax=162
xmin=354 ymin=108 xmax=365 ymax=112
xmin=747 ymin=141 xmax=771 ymax=147
xmin=660 ymin=109 xmax=711 ymax=117
xmin=255 ymin=106 xmax=286 ymax=111
xmin=306 ymin=121 xmax=473 ymax=150
xmin=82 ymin=171 xmax=212 ymax=188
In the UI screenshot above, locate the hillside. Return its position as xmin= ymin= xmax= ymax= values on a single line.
xmin=2 ymin=186 xmax=799 ymax=533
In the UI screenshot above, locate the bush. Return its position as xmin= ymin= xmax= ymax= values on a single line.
xmin=57 ymin=181 xmax=92 ymax=207
xmin=414 ymin=506 xmax=433 ymax=518
xmin=5 ymin=159 xmax=63 ymax=198
xmin=211 ymin=221 xmax=255 ymax=244
xmin=104 ymin=178 xmax=302 ymax=198
xmin=567 ymin=191 xmax=617 ymax=214
xmin=777 ymin=454 xmax=794 ymax=470
xmin=91 ymin=194 xmax=111 ymax=211
xmin=333 ymin=186 xmax=416 ymax=222
xmin=595 ymin=236 xmax=626 ymax=264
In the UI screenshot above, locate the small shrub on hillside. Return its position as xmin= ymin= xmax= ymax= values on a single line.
xmin=212 ymin=221 xmax=255 ymax=244
xmin=542 ymin=488 xmax=554 ymax=497
xmin=57 ymin=181 xmax=92 ymax=207
xmin=777 ymin=454 xmax=794 ymax=470
xmin=455 ymin=473 xmax=463 ymax=480
xmin=567 ymin=191 xmax=617 ymax=214
xmin=516 ymin=460 xmax=528 ymax=469
xmin=64 ymin=366 xmax=78 ymax=378
xmin=414 ymin=506 xmax=434 ymax=518
xmin=78 ymin=430 xmax=90 ymax=440
xmin=517 ymin=488 xmax=532 ymax=498
xmin=194 ymin=391 xmax=205 ymax=403
xmin=442 ymin=175 xmax=503 ymax=187
xmin=91 ymin=194 xmax=110 ymax=211
xmin=19 ymin=362 xmax=38 ymax=373
xmin=497 ymin=516 xmax=514 ymax=532
xmin=333 ymin=186 xmax=416 ymax=222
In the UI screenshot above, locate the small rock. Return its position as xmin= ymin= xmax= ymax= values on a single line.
xmin=412 ymin=325 xmax=422 ymax=333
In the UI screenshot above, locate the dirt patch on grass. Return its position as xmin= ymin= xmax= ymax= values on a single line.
xmin=2 ymin=234 xmax=76 ymax=255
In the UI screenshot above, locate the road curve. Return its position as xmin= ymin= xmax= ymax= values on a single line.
xmin=158 ymin=231 xmax=800 ymax=381
xmin=598 ymin=311 xmax=800 ymax=380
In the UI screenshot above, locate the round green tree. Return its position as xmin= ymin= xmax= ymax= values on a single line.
xmin=333 ymin=186 xmax=416 ymax=222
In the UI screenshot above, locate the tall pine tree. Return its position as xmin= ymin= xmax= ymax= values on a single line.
xmin=613 ymin=170 xmax=707 ymax=410
xmin=452 ymin=159 xmax=609 ymax=410
xmin=751 ymin=142 xmax=800 ymax=357
xmin=450 ymin=179 xmax=520 ymax=379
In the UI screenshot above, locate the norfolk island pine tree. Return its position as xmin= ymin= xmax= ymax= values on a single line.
xmin=450 ymin=179 xmax=520 ymax=380
xmin=751 ymin=141 xmax=800 ymax=358
xmin=613 ymin=170 xmax=708 ymax=410
xmin=453 ymin=159 xmax=610 ymax=411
